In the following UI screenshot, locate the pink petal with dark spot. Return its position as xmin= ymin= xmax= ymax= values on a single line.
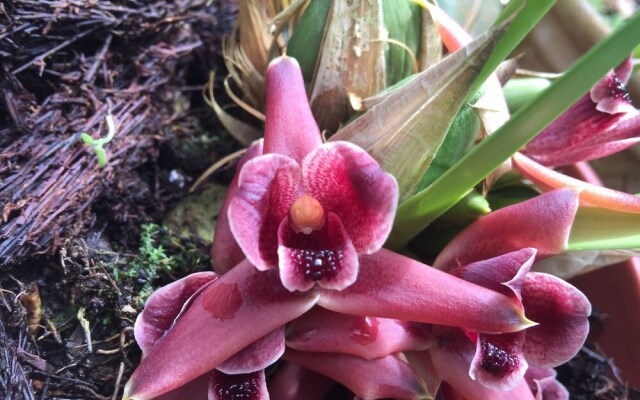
xmin=278 ymin=213 xmax=358 ymax=291
xmin=124 ymin=261 xmax=319 ymax=399
xmin=212 ymin=140 xmax=264 ymax=274
xmin=303 ymin=141 xmax=398 ymax=254
xmin=470 ymin=332 xmax=528 ymax=391
xmin=521 ymin=272 xmax=591 ymax=367
xmin=525 ymin=366 xmax=569 ymax=400
xmin=134 ymin=272 xmax=218 ymax=356
xmin=263 ymin=56 xmax=322 ymax=163
xmin=319 ymin=249 xmax=532 ymax=334
xmin=268 ymin=363 xmax=335 ymax=400
xmin=228 ymin=154 xmax=302 ymax=271
xmin=286 ymin=308 xmax=434 ymax=360
xmin=513 ymin=153 xmax=640 ymax=213
xmin=451 ymin=248 xmax=537 ymax=301
xmin=412 ymin=330 xmax=536 ymax=400
xmin=591 ymin=64 xmax=637 ymax=115
xmin=284 ymin=350 xmax=426 ymax=400
xmin=434 ymin=189 xmax=579 ymax=270
xmin=208 ymin=370 xmax=268 ymax=400
xmin=216 ymin=327 xmax=284 ymax=374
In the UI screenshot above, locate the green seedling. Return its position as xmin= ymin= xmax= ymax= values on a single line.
xmin=81 ymin=113 xmax=116 ymax=167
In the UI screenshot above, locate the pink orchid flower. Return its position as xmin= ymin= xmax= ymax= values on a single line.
xmin=522 ymin=58 xmax=640 ymax=167
xmin=124 ymin=56 xmax=539 ymax=400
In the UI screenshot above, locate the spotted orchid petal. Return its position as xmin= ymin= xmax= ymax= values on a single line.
xmin=263 ymin=56 xmax=322 ymax=163
xmin=434 ymin=189 xmax=579 ymax=270
xmin=212 ymin=140 xmax=264 ymax=274
xmin=522 ymin=58 xmax=640 ymax=167
xmin=286 ymin=308 xmax=434 ymax=360
xmin=319 ymin=249 xmax=534 ymax=334
xmin=268 ymin=363 xmax=335 ymax=400
xmin=123 ymin=260 xmax=319 ymax=399
xmin=520 ymin=272 xmax=591 ymax=367
xmin=278 ymin=213 xmax=359 ymax=291
xmin=524 ymin=367 xmax=569 ymax=400
xmin=284 ymin=350 xmax=426 ymax=400
xmin=513 ymin=152 xmax=640 ymax=213
xmin=410 ymin=330 xmax=536 ymax=400
xmin=208 ymin=370 xmax=269 ymax=400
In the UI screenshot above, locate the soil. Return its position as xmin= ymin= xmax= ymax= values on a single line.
xmin=0 ymin=1 xmax=639 ymax=399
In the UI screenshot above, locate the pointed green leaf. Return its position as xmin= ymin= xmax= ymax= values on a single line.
xmin=382 ymin=0 xmax=422 ymax=85
xmin=286 ymin=0 xmax=331 ymax=83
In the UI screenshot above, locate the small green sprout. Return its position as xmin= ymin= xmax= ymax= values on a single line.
xmin=81 ymin=112 xmax=116 ymax=167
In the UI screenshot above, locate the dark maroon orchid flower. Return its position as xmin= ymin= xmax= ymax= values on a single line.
xmin=124 ymin=56 xmax=590 ymax=400
xmin=522 ymin=58 xmax=640 ymax=167
xmin=220 ymin=56 xmax=398 ymax=292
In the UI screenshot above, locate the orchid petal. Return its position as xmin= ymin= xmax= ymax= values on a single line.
xmin=591 ymin=65 xmax=637 ymax=115
xmin=513 ymin=153 xmax=640 ymax=213
xmin=123 ymin=261 xmax=319 ymax=399
xmin=470 ymin=332 xmax=528 ymax=390
xmin=212 ymin=140 xmax=264 ymax=274
xmin=278 ymin=213 xmax=359 ymax=291
xmin=134 ymin=272 xmax=218 ymax=356
xmin=216 ymin=327 xmax=285 ymax=374
xmin=521 ymin=272 xmax=591 ymax=367
xmin=319 ymin=249 xmax=533 ymax=334
xmin=208 ymin=370 xmax=268 ymax=400
xmin=284 ymin=350 xmax=426 ymax=400
xmin=524 ymin=367 xmax=569 ymax=400
xmin=263 ymin=56 xmax=322 ymax=163
xmin=228 ymin=154 xmax=301 ymax=271
xmin=434 ymin=189 xmax=579 ymax=270
xmin=409 ymin=330 xmax=536 ymax=400
xmin=268 ymin=363 xmax=335 ymax=400
xmin=286 ymin=308 xmax=434 ymax=360
xmin=451 ymin=248 xmax=537 ymax=302
xmin=303 ymin=141 xmax=398 ymax=254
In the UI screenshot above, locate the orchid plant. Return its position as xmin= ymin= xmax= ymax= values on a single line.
xmin=123 ymin=2 xmax=640 ymax=400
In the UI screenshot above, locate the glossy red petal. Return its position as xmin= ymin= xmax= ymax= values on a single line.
xmin=470 ymin=332 xmax=528 ymax=391
xmin=319 ymin=249 xmax=533 ymax=334
xmin=208 ymin=370 xmax=268 ymax=400
xmin=268 ymin=363 xmax=335 ymax=400
xmin=513 ymin=153 xmax=640 ymax=213
xmin=278 ymin=213 xmax=358 ymax=291
xmin=521 ymin=272 xmax=591 ymax=367
xmin=451 ymin=248 xmax=536 ymax=302
xmin=286 ymin=308 xmax=434 ymax=360
xmin=212 ymin=140 xmax=264 ymax=274
xmin=134 ymin=272 xmax=218 ymax=356
xmin=524 ymin=367 xmax=569 ymax=400
xmin=123 ymin=261 xmax=319 ymax=399
xmin=216 ymin=327 xmax=284 ymax=374
xmin=434 ymin=189 xmax=579 ymax=270
xmin=284 ymin=350 xmax=426 ymax=400
xmin=263 ymin=56 xmax=322 ymax=163
xmin=228 ymin=154 xmax=302 ymax=271
xmin=303 ymin=141 xmax=398 ymax=255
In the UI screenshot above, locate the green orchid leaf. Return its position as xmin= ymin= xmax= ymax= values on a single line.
xmin=568 ymin=207 xmax=640 ymax=250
